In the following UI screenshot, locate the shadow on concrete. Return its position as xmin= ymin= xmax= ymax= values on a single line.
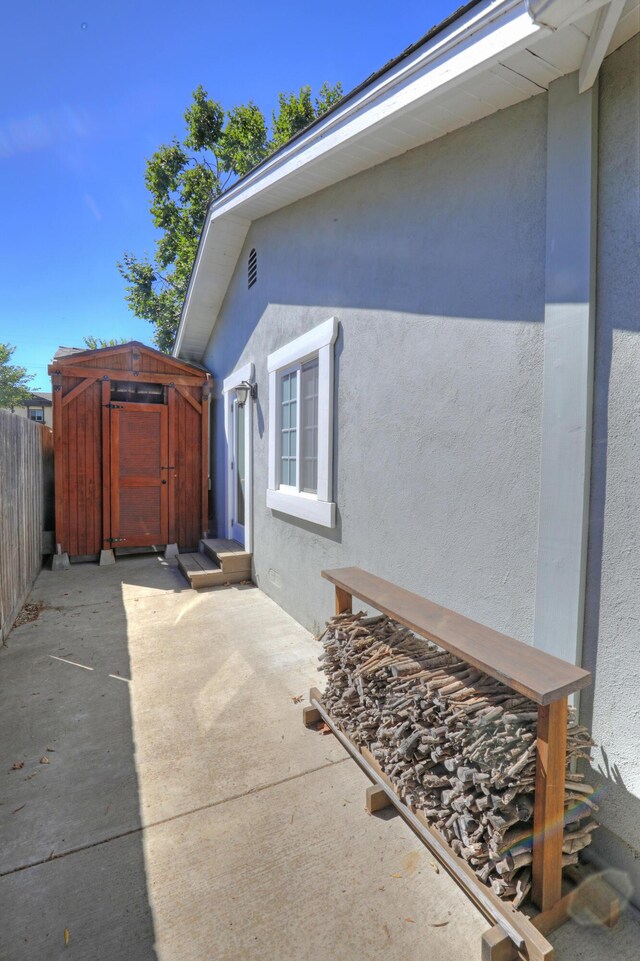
xmin=0 ymin=557 xmax=164 ymax=960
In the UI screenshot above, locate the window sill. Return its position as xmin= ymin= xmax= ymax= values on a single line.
xmin=266 ymin=489 xmax=336 ymax=528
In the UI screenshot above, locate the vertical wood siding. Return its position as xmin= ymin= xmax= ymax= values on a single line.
xmin=0 ymin=412 xmax=54 ymax=643
xmin=173 ymin=388 xmax=203 ymax=550
xmin=58 ymin=377 xmax=104 ymax=558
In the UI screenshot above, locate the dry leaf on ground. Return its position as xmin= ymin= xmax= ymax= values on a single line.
xmin=317 ymin=722 xmax=331 ymax=735
xmin=429 ymin=921 xmax=450 ymax=927
xmin=10 ymin=761 xmax=24 ymax=771
xmin=291 ymin=694 xmax=303 ymax=703
xmin=14 ymin=602 xmax=45 ymax=627
xmin=64 ymin=928 xmax=69 ymax=945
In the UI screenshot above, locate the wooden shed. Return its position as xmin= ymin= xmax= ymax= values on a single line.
xmin=48 ymin=342 xmax=211 ymax=561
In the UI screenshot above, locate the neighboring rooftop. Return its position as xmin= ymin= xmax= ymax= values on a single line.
xmin=53 ymin=346 xmax=85 ymax=360
xmin=23 ymin=392 xmax=52 ymax=405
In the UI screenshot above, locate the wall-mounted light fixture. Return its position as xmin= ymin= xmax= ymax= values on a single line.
xmin=234 ymin=380 xmax=257 ymax=407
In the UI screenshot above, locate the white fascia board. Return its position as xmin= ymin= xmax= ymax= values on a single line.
xmin=210 ymin=4 xmax=542 ymax=223
xmin=173 ymin=2 xmax=547 ymax=361
xmin=178 ymin=0 xmax=616 ymax=362
xmin=173 ymin=214 xmax=250 ymax=358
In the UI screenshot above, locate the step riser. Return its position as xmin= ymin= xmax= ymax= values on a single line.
xmin=178 ymin=542 xmax=252 ymax=590
xmin=200 ymin=540 xmax=252 ymax=574
xmin=177 ymin=555 xmax=251 ymax=589
xmin=188 ymin=570 xmax=249 ymax=589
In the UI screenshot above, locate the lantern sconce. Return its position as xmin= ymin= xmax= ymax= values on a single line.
xmin=234 ymin=380 xmax=257 ymax=408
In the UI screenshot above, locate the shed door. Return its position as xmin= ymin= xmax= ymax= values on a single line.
xmin=109 ymin=403 xmax=169 ymax=547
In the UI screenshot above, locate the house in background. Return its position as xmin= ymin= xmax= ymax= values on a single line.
xmin=173 ymin=0 xmax=640 ymax=905
xmin=15 ymin=391 xmax=52 ymax=426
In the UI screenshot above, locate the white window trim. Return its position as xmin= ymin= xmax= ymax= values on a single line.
xmin=267 ymin=317 xmax=338 ymax=528
xmin=223 ymin=361 xmax=254 ymax=552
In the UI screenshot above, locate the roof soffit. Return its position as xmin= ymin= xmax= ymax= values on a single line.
xmin=174 ymin=0 xmax=640 ymax=362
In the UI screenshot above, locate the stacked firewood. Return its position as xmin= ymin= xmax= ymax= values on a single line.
xmin=318 ymin=611 xmax=598 ymax=908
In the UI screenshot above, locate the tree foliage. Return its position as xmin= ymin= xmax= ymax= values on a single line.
xmin=0 ymin=343 xmax=35 ymax=410
xmin=119 ymin=81 xmax=343 ymax=353
xmin=82 ymin=336 xmax=129 ymax=350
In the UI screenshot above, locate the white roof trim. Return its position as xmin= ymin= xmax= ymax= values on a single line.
xmin=174 ymin=0 xmax=639 ymax=361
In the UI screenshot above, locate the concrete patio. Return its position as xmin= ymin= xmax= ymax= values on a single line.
xmin=1 ymin=555 xmax=638 ymax=960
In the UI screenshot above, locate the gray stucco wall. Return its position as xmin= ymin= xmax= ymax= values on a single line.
xmin=200 ymin=35 xmax=640 ymax=899
xmin=203 ymin=92 xmax=547 ymax=643
xmin=582 ymin=33 xmax=640 ymax=900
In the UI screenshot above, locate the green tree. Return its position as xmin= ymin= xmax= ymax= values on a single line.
xmin=0 ymin=343 xmax=35 ymax=410
xmin=119 ymin=81 xmax=342 ymax=353
xmin=82 ymin=336 xmax=130 ymax=350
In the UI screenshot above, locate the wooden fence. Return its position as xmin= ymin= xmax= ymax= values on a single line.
xmin=0 ymin=411 xmax=54 ymax=644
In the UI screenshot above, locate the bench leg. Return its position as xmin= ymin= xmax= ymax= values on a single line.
xmin=481 ymin=925 xmax=519 ymax=961
xmin=302 ymin=705 xmax=321 ymax=727
xmin=532 ymin=698 xmax=567 ymax=911
xmin=365 ymin=784 xmax=393 ymax=814
xmin=335 ymin=586 xmax=352 ymax=614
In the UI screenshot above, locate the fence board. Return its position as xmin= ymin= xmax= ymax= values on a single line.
xmin=0 ymin=411 xmax=54 ymax=644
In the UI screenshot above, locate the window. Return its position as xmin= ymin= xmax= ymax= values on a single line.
xmin=278 ymin=358 xmax=319 ymax=492
xmin=28 ymin=408 xmax=44 ymax=422
xmin=111 ymin=381 xmax=164 ymax=404
xmin=267 ymin=317 xmax=338 ymax=527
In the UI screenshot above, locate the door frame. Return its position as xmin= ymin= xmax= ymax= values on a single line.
xmin=223 ymin=362 xmax=254 ymax=552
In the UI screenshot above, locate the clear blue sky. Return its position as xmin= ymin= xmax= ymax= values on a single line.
xmin=1 ymin=0 xmax=461 ymax=389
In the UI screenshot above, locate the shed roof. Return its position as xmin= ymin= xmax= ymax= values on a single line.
xmin=50 ymin=341 xmax=208 ymax=376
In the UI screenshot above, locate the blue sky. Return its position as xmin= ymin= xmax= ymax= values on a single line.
xmin=1 ymin=1 xmax=461 ymax=389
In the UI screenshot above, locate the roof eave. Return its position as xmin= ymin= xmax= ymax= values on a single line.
xmin=173 ymin=0 xmax=628 ymax=362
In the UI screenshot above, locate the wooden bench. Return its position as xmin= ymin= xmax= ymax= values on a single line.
xmin=306 ymin=566 xmax=618 ymax=960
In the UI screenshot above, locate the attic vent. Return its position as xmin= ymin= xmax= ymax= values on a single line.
xmin=248 ymin=248 xmax=257 ymax=289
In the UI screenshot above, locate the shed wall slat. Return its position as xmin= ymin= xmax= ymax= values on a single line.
xmin=92 ymin=383 xmax=102 ymax=550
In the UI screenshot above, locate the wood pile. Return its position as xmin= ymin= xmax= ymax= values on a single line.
xmin=318 ymin=611 xmax=598 ymax=908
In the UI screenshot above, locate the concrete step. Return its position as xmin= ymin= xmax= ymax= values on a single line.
xmin=200 ymin=538 xmax=252 ymax=575
xmin=177 ymin=552 xmax=250 ymax=589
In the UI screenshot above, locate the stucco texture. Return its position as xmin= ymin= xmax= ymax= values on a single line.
xmin=203 ymin=92 xmax=546 ymax=643
xmin=582 ymin=33 xmax=640 ymax=900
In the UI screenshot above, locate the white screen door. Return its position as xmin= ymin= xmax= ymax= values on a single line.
xmin=231 ymin=398 xmax=245 ymax=545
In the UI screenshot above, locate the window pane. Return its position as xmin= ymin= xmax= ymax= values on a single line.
xmin=301 ymin=360 xmax=319 ymax=493
xmin=280 ymin=371 xmax=297 ymax=487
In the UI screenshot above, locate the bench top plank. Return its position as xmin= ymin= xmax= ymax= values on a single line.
xmin=321 ymin=567 xmax=590 ymax=705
